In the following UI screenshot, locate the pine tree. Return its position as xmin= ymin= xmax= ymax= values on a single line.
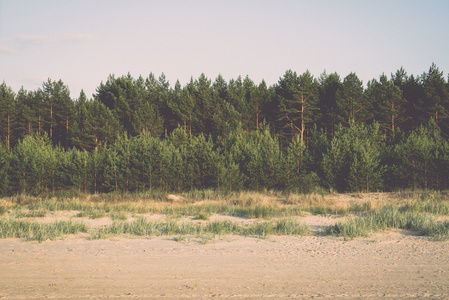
xmin=70 ymin=90 xmax=96 ymax=151
xmin=190 ymin=74 xmax=216 ymax=136
xmin=367 ymin=74 xmax=405 ymax=136
xmin=0 ymin=142 xmax=10 ymax=195
xmin=318 ymin=72 xmax=341 ymax=136
xmin=0 ymin=82 xmax=16 ymax=150
xmin=277 ymin=70 xmax=319 ymax=145
xmin=421 ymin=63 xmax=448 ymax=133
xmin=168 ymin=83 xmax=195 ymax=137
xmin=392 ymin=120 xmax=448 ymax=190
xmin=251 ymin=80 xmax=270 ymax=131
xmin=336 ymin=73 xmax=370 ymax=126
xmin=392 ymin=70 xmax=425 ymax=132
xmin=10 ymin=134 xmax=56 ymax=194
xmin=14 ymin=87 xmax=35 ymax=143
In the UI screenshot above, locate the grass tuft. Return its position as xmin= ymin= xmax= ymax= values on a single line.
xmin=0 ymin=219 xmax=87 ymax=242
xmin=326 ymin=206 xmax=449 ymax=240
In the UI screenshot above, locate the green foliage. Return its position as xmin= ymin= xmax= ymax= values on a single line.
xmin=322 ymin=123 xmax=385 ymax=192
xmin=89 ymin=217 xmax=310 ymax=240
xmin=0 ymin=82 xmax=16 ymax=150
xmin=336 ymin=72 xmax=371 ymax=126
xmin=0 ymin=219 xmax=87 ymax=242
xmin=390 ymin=120 xmax=449 ymax=190
xmin=237 ymin=126 xmax=284 ymax=190
xmin=0 ymin=143 xmax=11 ymax=195
xmin=367 ymin=74 xmax=405 ymax=133
xmin=9 ymin=134 xmax=59 ymax=195
xmin=277 ymin=70 xmax=319 ymax=144
xmin=0 ymin=66 xmax=448 ymax=195
xmin=326 ymin=206 xmax=449 ymax=240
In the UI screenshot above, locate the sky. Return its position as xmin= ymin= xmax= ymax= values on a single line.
xmin=1 ymin=0 xmax=448 ymax=99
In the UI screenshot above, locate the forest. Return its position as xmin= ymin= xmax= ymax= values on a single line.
xmin=0 ymin=63 xmax=449 ymax=196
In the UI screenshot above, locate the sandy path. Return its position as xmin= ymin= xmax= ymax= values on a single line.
xmin=1 ymin=230 xmax=448 ymax=299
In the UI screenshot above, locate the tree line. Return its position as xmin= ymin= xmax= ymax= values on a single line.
xmin=0 ymin=64 xmax=448 ymax=195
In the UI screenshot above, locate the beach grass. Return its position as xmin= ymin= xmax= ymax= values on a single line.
xmin=2 ymin=190 xmax=449 ymax=241
xmin=326 ymin=205 xmax=449 ymax=240
xmin=0 ymin=218 xmax=88 ymax=242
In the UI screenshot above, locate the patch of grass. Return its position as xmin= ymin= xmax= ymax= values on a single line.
xmin=110 ymin=211 xmax=128 ymax=221
xmin=12 ymin=209 xmax=47 ymax=218
xmin=0 ymin=205 xmax=8 ymax=216
xmin=225 ymin=205 xmax=287 ymax=219
xmin=326 ymin=206 xmax=449 ymax=240
xmin=39 ymin=189 xmax=86 ymax=201
xmin=205 ymin=220 xmax=241 ymax=236
xmin=252 ymin=221 xmax=274 ymax=239
xmin=172 ymin=235 xmax=188 ymax=242
xmin=401 ymin=199 xmax=449 ymax=215
xmin=197 ymin=233 xmax=215 ymax=245
xmin=274 ymin=218 xmax=311 ymax=236
xmin=193 ymin=213 xmax=209 ymax=220
xmin=0 ymin=219 xmax=88 ymax=242
xmin=90 ymin=217 xmax=159 ymax=239
xmin=28 ymin=198 xmax=88 ymax=212
xmin=89 ymin=217 xmax=310 ymax=240
xmin=182 ymin=189 xmax=228 ymax=202
xmin=11 ymin=194 xmax=37 ymax=205
xmin=75 ymin=209 xmax=106 ymax=219
xmin=244 ymin=219 xmax=311 ymax=239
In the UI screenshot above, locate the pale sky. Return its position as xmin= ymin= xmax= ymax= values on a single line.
xmin=1 ymin=0 xmax=448 ymax=99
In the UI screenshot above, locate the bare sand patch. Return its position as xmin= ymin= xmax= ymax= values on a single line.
xmin=1 ymin=192 xmax=449 ymax=298
xmin=1 ymin=227 xmax=448 ymax=299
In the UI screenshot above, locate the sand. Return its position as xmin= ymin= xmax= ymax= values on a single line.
xmin=1 ymin=214 xmax=448 ymax=299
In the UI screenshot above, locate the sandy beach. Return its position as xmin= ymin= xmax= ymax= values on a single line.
xmin=1 ymin=214 xmax=448 ymax=299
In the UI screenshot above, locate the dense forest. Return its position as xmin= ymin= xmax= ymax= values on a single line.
xmin=1 ymin=64 xmax=449 ymax=196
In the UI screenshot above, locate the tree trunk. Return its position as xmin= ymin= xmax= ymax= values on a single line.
xmin=256 ymin=102 xmax=259 ymax=130
xmin=50 ymin=102 xmax=53 ymax=138
xmin=7 ymin=114 xmax=10 ymax=151
xmin=391 ymin=102 xmax=395 ymax=132
xmin=300 ymin=101 xmax=305 ymax=146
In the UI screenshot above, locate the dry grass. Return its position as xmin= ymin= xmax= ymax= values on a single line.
xmin=2 ymin=190 xmax=449 ymax=241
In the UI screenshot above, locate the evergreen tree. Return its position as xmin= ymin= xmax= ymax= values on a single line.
xmin=70 ymin=90 xmax=96 ymax=151
xmin=277 ymin=70 xmax=319 ymax=145
xmin=318 ymin=71 xmax=341 ymax=135
xmin=392 ymin=69 xmax=425 ymax=132
xmin=241 ymin=127 xmax=284 ymax=190
xmin=167 ymin=82 xmax=195 ymax=137
xmin=392 ymin=120 xmax=449 ymax=190
xmin=14 ymin=87 xmax=35 ymax=143
xmin=336 ymin=73 xmax=370 ymax=126
xmin=284 ymin=135 xmax=318 ymax=192
xmin=10 ymin=134 xmax=57 ymax=195
xmin=0 ymin=142 xmax=10 ymax=195
xmin=190 ymin=74 xmax=216 ymax=136
xmin=183 ymin=134 xmax=219 ymax=189
xmin=0 ymin=82 xmax=16 ymax=150
xmin=421 ymin=63 xmax=448 ymax=133
xmin=131 ymin=132 xmax=167 ymax=191
xmin=251 ymin=80 xmax=270 ymax=131
xmin=87 ymin=100 xmax=121 ymax=148
xmin=321 ymin=123 xmax=384 ymax=192
xmin=367 ymin=74 xmax=405 ymax=136
xmin=42 ymin=79 xmax=75 ymax=148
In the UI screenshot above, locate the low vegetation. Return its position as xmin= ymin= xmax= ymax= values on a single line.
xmin=0 ymin=219 xmax=87 ymax=242
xmin=0 ymin=190 xmax=448 ymax=242
xmin=326 ymin=206 xmax=449 ymax=241
xmin=89 ymin=217 xmax=310 ymax=241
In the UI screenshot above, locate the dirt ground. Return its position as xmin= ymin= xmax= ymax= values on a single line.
xmin=1 ymin=213 xmax=448 ymax=299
